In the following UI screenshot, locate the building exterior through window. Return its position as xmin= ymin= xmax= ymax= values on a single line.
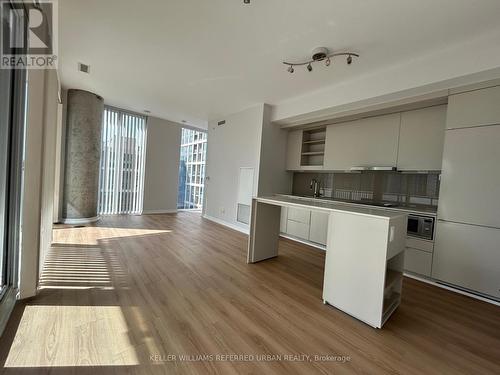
xmin=177 ymin=128 xmax=207 ymax=210
xmin=98 ymin=107 xmax=147 ymax=215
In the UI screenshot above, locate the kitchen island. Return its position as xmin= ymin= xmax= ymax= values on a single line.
xmin=247 ymin=195 xmax=408 ymax=328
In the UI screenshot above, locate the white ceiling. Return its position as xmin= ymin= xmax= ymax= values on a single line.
xmin=59 ymin=0 xmax=500 ymax=129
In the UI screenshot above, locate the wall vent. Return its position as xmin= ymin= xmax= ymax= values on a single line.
xmin=78 ymin=62 xmax=90 ymax=74
xmin=217 ymin=120 xmax=226 ymax=126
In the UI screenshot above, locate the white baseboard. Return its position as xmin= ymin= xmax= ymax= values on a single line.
xmin=202 ymin=214 xmax=249 ymax=234
xmin=279 ymin=234 xmax=326 ymax=251
xmin=61 ymin=216 xmax=100 ymax=225
xmin=404 ymin=272 xmax=500 ymax=306
xmin=201 ymin=217 xmax=327 ymax=247
xmin=142 ymin=209 xmax=178 ymax=215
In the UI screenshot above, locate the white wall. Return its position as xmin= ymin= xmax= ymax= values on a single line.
xmin=53 ymin=89 xmax=66 ymax=223
xmin=142 ymin=117 xmax=182 ymax=214
xmin=39 ymin=70 xmax=60 ymax=275
xmin=204 ymin=105 xmax=264 ymax=231
xmin=257 ymin=104 xmax=292 ymax=196
xmin=18 ymin=69 xmax=44 ymax=298
xmin=18 ymin=68 xmax=61 ymax=298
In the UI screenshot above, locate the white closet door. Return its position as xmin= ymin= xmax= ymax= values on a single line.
xmin=236 ymin=167 xmax=255 ymax=224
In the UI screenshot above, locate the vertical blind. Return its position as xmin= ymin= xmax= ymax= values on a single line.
xmin=98 ymin=107 xmax=147 ymax=215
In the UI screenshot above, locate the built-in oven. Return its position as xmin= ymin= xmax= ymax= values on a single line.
xmin=407 ymin=214 xmax=435 ymax=240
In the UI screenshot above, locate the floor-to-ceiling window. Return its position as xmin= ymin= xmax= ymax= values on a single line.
xmin=177 ymin=128 xmax=207 ymax=210
xmin=0 ymin=0 xmax=28 ymax=307
xmin=98 ymin=107 xmax=147 ymax=215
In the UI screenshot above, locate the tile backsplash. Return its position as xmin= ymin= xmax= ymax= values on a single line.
xmin=292 ymin=171 xmax=440 ymax=207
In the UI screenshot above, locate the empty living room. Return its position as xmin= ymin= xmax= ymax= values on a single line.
xmin=0 ymin=1 xmax=499 ymax=374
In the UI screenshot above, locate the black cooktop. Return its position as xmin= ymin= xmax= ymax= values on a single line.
xmin=353 ymin=200 xmax=399 ymax=208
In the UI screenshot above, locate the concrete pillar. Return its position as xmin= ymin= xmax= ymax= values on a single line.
xmin=62 ymin=89 xmax=104 ymax=224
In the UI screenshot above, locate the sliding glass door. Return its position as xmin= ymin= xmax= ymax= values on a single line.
xmin=0 ymin=0 xmax=28 ymax=300
xmin=0 ymin=38 xmax=13 ymax=292
xmin=98 ymin=107 xmax=147 ymax=215
xmin=0 ymin=61 xmax=11 ymax=296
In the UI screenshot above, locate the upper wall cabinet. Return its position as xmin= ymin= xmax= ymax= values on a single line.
xmin=447 ymin=85 xmax=500 ymax=129
xmin=324 ymin=113 xmax=400 ymax=171
xmin=286 ymin=129 xmax=302 ymax=170
xmin=397 ymin=105 xmax=447 ymax=171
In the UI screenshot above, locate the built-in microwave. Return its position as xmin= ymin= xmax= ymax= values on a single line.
xmin=407 ymin=215 xmax=435 ymax=240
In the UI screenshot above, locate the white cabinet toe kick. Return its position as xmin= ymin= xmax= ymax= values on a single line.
xmin=247 ymin=196 xmax=408 ymax=328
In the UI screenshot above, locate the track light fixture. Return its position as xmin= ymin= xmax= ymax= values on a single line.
xmin=283 ymin=47 xmax=359 ymax=73
xmin=243 ymin=0 xmax=250 ymax=3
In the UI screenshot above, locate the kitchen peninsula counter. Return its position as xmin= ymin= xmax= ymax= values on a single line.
xmin=247 ymin=195 xmax=408 ymax=328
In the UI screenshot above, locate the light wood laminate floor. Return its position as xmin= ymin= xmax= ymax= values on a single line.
xmin=0 ymin=212 xmax=499 ymax=374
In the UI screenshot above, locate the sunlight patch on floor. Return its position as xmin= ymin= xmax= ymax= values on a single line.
xmin=39 ymin=285 xmax=118 ymax=290
xmin=52 ymin=227 xmax=172 ymax=245
xmin=4 ymin=305 xmax=139 ymax=367
xmin=39 ymin=246 xmax=120 ymax=289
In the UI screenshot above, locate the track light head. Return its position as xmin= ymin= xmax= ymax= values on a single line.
xmin=287 ymin=65 xmax=294 ymax=73
xmin=325 ymin=57 xmax=331 ymax=67
xmin=243 ymin=0 xmax=250 ymax=3
xmin=347 ymin=54 xmax=353 ymax=65
xmin=307 ymin=63 xmax=313 ymax=72
xmin=312 ymin=47 xmax=329 ymax=61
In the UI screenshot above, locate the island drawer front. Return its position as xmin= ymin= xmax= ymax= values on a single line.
xmin=286 ymin=220 xmax=310 ymax=240
xmin=287 ymin=207 xmax=311 ymax=224
xmin=404 ymin=248 xmax=432 ymax=276
xmin=309 ymin=211 xmax=329 ymax=246
xmin=406 ymin=237 xmax=434 ymax=253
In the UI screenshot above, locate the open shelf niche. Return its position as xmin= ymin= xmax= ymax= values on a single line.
xmin=382 ymin=251 xmax=404 ymax=325
xmin=301 ymin=127 xmax=326 ymax=167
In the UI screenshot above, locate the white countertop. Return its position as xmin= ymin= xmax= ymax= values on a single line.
xmin=257 ymin=195 xmax=407 ymax=220
xmin=276 ymin=194 xmax=437 ymax=217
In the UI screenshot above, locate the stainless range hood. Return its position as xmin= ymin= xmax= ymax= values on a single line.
xmin=350 ymin=166 xmax=397 ymax=171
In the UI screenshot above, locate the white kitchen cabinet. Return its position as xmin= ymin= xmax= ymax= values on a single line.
xmin=397 ymin=105 xmax=447 ymax=171
xmin=280 ymin=207 xmax=288 ymax=233
xmin=287 ymin=207 xmax=311 ymax=224
xmin=404 ymin=236 xmax=434 ymax=277
xmin=323 ymin=210 xmax=407 ymax=328
xmin=324 ymin=114 xmax=400 ymax=171
xmin=433 ymin=221 xmax=500 ymax=299
xmin=309 ymin=211 xmax=329 ymax=245
xmin=404 ymin=248 xmax=432 ymax=277
xmin=280 ymin=206 xmax=329 ymax=247
xmin=286 ymin=220 xmax=310 ymax=240
xmin=406 ymin=237 xmax=434 ymax=253
xmin=447 ymin=85 xmax=500 ymax=129
xmin=438 ymin=124 xmax=500 ymax=228
xmin=286 ymin=129 xmax=302 ymax=170
xmin=284 ymin=207 xmax=311 ymax=241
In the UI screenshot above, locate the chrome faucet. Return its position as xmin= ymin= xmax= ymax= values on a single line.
xmin=310 ymin=179 xmax=321 ymax=198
